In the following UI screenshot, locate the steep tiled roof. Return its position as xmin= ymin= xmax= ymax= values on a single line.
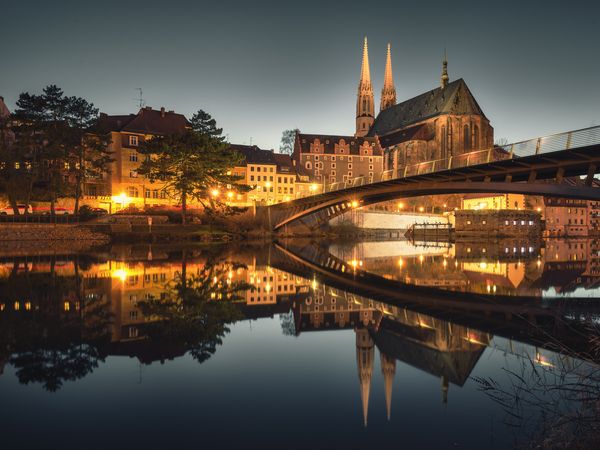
xmin=295 ymin=133 xmax=382 ymax=156
xmin=96 ymin=107 xmax=189 ymax=135
xmin=229 ymin=144 xmax=275 ymax=165
xmin=0 ymin=96 xmax=10 ymax=118
xmin=369 ymin=79 xmax=487 ymax=137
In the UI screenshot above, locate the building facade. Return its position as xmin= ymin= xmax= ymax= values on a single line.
xmin=293 ymin=134 xmax=383 ymax=185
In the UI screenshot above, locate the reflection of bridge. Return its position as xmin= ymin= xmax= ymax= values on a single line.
xmin=266 ymin=126 xmax=600 ymax=230
xmin=271 ymin=242 xmax=600 ymax=357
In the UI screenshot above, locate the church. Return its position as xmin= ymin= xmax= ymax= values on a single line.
xmin=294 ymin=38 xmax=494 ymax=183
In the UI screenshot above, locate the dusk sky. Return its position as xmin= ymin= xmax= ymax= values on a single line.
xmin=2 ymin=0 xmax=599 ymax=149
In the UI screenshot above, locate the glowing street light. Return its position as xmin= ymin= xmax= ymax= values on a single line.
xmin=351 ymin=200 xmax=359 ymax=208
xmin=211 ymin=189 xmax=220 ymax=197
xmin=309 ymin=183 xmax=318 ymax=192
xmin=397 ymin=202 xmax=404 ymax=210
xmin=227 ymin=191 xmax=234 ymax=199
xmin=418 ymin=206 xmax=425 ymax=212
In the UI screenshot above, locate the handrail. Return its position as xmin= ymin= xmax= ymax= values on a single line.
xmin=291 ymin=124 xmax=600 ymax=199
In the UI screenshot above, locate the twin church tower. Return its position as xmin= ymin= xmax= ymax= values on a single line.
xmin=355 ymin=37 xmax=397 ymax=137
xmin=355 ymin=37 xmax=451 ymax=138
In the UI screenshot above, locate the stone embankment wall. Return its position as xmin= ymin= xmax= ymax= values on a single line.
xmin=0 ymin=224 xmax=109 ymax=255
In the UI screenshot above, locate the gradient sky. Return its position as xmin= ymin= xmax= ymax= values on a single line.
xmin=2 ymin=0 xmax=599 ymax=149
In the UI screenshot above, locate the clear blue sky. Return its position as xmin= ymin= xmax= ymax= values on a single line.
xmin=2 ymin=0 xmax=599 ymax=149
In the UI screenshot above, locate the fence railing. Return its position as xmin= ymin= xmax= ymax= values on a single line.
xmin=297 ymin=124 xmax=600 ymax=198
xmin=0 ymin=214 xmax=83 ymax=224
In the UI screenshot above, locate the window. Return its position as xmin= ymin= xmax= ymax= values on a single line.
xmin=278 ymin=177 xmax=281 ymax=183
xmin=250 ymin=166 xmax=254 ymax=171
xmin=130 ymin=170 xmax=138 ymax=178
xmin=464 ymin=125 xmax=471 ymax=150
xmin=348 ymin=163 xmax=353 ymax=169
xmin=250 ymin=175 xmax=254 ymax=181
xmin=474 ymin=125 xmax=479 ymax=149
xmin=127 ymin=186 xmax=139 ymax=197
xmin=129 ymin=152 xmax=138 ymax=162
xmin=129 ymin=135 xmax=139 ymax=146
xmin=257 ymin=167 xmax=261 ymax=172
xmin=331 ymin=163 xmax=336 ymax=169
xmin=145 ymin=189 xmax=151 ymax=198
xmin=332 ymin=156 xmax=336 ymax=161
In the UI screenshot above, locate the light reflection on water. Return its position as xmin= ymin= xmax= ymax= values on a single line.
xmin=0 ymin=238 xmax=599 ymax=449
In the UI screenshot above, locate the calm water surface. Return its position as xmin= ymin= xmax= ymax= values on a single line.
xmin=1 ymin=238 xmax=599 ymax=449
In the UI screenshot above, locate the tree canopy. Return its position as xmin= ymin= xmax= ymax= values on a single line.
xmin=138 ymin=109 xmax=248 ymax=223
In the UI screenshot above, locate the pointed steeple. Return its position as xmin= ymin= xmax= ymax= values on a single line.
xmin=380 ymin=43 xmax=397 ymax=112
xmin=355 ymin=328 xmax=374 ymax=426
xmin=440 ymin=49 xmax=449 ymax=89
xmin=380 ymin=352 xmax=396 ymax=420
xmin=360 ymin=37 xmax=371 ymax=85
xmin=355 ymin=37 xmax=375 ymax=137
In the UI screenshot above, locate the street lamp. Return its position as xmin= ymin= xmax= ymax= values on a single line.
xmin=211 ymin=189 xmax=219 ymax=197
xmin=419 ymin=206 xmax=425 ymax=213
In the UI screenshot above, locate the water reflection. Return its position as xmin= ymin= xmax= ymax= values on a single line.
xmin=1 ymin=239 xmax=599 ymax=448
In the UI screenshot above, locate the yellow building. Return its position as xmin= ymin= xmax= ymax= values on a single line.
xmin=228 ymin=145 xmax=320 ymax=206
xmin=87 ymin=106 xmax=191 ymax=212
xmin=462 ymin=193 xmax=525 ymax=210
xmin=85 ymin=112 xmax=319 ymax=211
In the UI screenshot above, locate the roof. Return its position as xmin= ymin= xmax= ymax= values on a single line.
xmin=230 ymin=145 xmax=306 ymax=178
xmin=96 ymin=107 xmax=190 ymax=135
xmin=229 ymin=144 xmax=275 ymax=165
xmin=369 ymin=78 xmax=488 ymax=137
xmin=295 ymin=133 xmax=382 ymax=156
xmin=0 ymin=96 xmax=10 ymax=119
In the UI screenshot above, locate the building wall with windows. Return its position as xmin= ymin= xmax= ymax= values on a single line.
xmin=293 ymin=133 xmax=383 ymax=185
xmin=462 ymin=193 xmax=526 ymax=211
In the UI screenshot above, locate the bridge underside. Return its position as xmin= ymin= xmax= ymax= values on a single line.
xmin=266 ymin=143 xmax=600 ymax=231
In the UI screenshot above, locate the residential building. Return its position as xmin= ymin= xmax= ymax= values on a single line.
xmin=293 ymin=133 xmax=383 ymax=185
xmin=229 ymin=144 xmax=318 ymax=206
xmin=90 ymin=106 xmax=190 ymax=211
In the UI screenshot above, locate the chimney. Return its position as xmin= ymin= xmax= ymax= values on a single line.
xmin=160 ymin=107 xmax=166 ymax=118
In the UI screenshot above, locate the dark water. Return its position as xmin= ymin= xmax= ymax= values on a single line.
xmin=1 ymin=238 xmax=599 ymax=449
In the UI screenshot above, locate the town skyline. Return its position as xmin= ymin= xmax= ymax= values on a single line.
xmin=2 ymin=0 xmax=600 ymax=149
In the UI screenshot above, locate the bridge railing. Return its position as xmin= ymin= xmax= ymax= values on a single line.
xmin=298 ymin=124 xmax=600 ymax=198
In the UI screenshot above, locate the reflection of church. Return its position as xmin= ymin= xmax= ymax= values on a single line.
xmin=292 ymin=284 xmax=490 ymax=425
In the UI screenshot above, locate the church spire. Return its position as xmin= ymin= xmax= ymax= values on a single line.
xmin=380 ymin=352 xmax=396 ymax=420
xmin=440 ymin=49 xmax=449 ymax=89
xmin=380 ymin=43 xmax=397 ymax=112
xmin=355 ymin=328 xmax=374 ymax=426
xmin=356 ymin=37 xmax=375 ymax=137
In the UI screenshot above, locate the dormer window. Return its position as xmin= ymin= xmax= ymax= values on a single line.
xmin=129 ymin=135 xmax=139 ymax=146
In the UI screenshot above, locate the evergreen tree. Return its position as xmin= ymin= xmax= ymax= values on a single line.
xmin=138 ymin=109 xmax=248 ymax=224
xmin=11 ymin=85 xmax=110 ymax=215
xmin=279 ymin=128 xmax=299 ymax=155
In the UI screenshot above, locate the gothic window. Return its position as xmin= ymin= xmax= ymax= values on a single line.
xmin=305 ymin=161 xmax=312 ymax=170
xmin=474 ymin=125 xmax=480 ymax=149
xmin=362 ymin=99 xmax=366 ymax=111
xmin=441 ymin=125 xmax=446 ymax=156
xmin=464 ymin=125 xmax=471 ymax=150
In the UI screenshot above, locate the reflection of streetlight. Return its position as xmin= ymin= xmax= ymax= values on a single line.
xmin=112 ymin=269 xmax=128 ymax=282
xmin=418 ymin=206 xmax=425 ymax=212
xmin=397 ymin=202 xmax=404 ymax=210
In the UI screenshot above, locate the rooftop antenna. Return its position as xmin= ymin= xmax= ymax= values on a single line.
xmin=134 ymin=88 xmax=145 ymax=109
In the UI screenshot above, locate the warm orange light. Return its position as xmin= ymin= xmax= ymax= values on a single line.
xmin=351 ymin=200 xmax=359 ymax=208
xmin=112 ymin=269 xmax=128 ymax=282
xmin=211 ymin=189 xmax=220 ymax=197
xmin=227 ymin=191 xmax=234 ymax=199
xmin=418 ymin=206 xmax=425 ymax=212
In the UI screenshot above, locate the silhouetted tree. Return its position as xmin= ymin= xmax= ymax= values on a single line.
xmin=279 ymin=128 xmax=299 ymax=155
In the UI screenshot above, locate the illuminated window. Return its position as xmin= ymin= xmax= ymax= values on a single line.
xmin=129 ymin=152 xmax=138 ymax=162
xmin=129 ymin=135 xmax=139 ymax=146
